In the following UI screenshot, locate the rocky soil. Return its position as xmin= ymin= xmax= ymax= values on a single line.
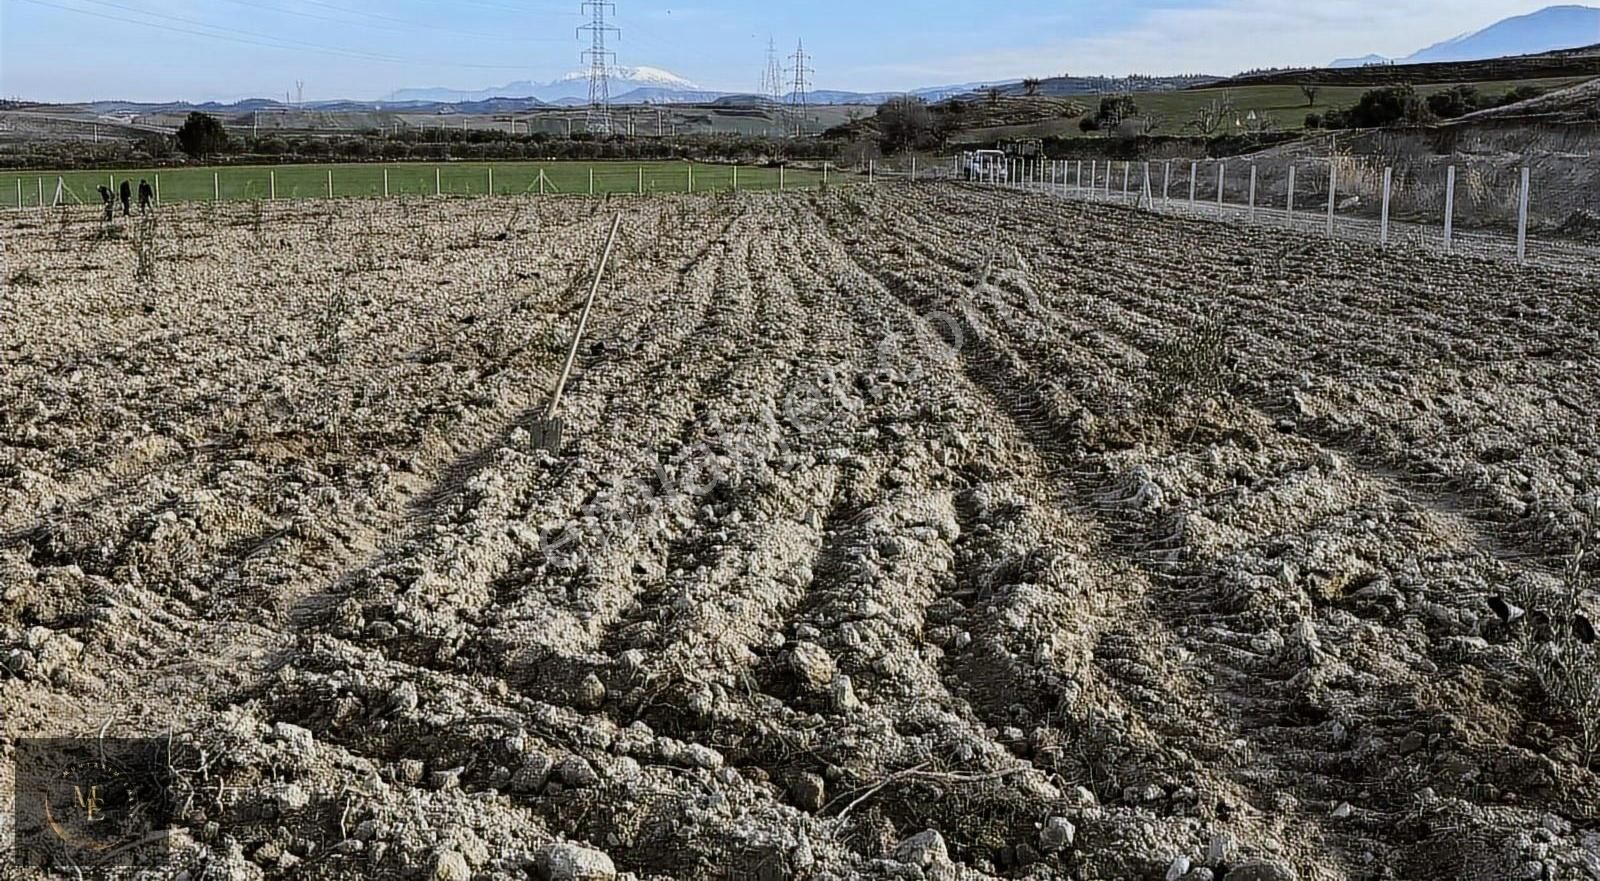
xmin=1 ymin=185 xmax=1598 ymax=881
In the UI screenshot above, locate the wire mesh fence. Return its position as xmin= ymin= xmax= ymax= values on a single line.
xmin=968 ymin=152 xmax=1600 ymax=269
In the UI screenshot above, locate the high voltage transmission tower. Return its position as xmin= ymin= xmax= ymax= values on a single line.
xmin=759 ymin=37 xmax=785 ymax=133
xmin=578 ymin=0 xmax=619 ymax=136
xmin=787 ymin=39 xmax=813 ymax=137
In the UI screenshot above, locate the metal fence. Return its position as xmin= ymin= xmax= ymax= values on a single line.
xmin=959 ymin=154 xmax=1600 ymax=270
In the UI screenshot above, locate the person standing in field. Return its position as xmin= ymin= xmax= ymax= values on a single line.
xmin=119 ymin=179 xmax=132 ymax=217
xmin=138 ymin=179 xmax=154 ymax=213
xmin=98 ymin=185 xmax=115 ymax=221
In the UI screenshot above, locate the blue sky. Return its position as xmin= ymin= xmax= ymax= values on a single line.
xmin=0 ymin=0 xmax=1569 ymax=102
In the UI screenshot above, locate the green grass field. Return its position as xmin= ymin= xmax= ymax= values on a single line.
xmin=0 ymin=161 xmax=829 ymax=209
xmin=951 ymin=76 xmax=1594 ymax=142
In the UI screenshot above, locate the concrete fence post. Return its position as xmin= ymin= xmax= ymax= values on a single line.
xmin=37 ymin=177 xmax=44 ymax=210
xmin=1380 ymin=166 xmax=1393 ymax=246
xmin=590 ymin=167 xmax=595 ymax=196
xmin=383 ymin=168 xmax=389 ymax=198
xmin=14 ymin=179 xmax=20 ymax=210
xmin=1444 ymin=165 xmax=1457 ymax=254
xmin=1189 ymin=161 xmax=1198 ymax=207
xmin=1122 ymin=162 xmax=1131 ymax=202
xmin=1217 ymin=161 xmax=1227 ymax=210
xmin=1287 ymin=165 xmax=1296 ymax=217
xmin=154 ymin=173 xmax=160 ymax=206
xmin=1517 ymin=166 xmax=1531 ymax=264
xmin=327 ymin=169 xmax=334 ymax=199
xmin=1162 ymin=161 xmax=1172 ymax=206
xmin=639 ymin=167 xmax=645 ymax=195
xmin=214 ymin=172 xmax=220 ymax=201
xmin=780 ymin=165 xmax=785 ymax=191
xmin=1089 ymin=160 xmax=1096 ymax=196
xmin=1248 ymin=164 xmax=1257 ymax=221
xmin=733 ymin=165 xmax=739 ymax=191
xmin=1326 ymin=161 xmax=1338 ymax=237
xmin=1076 ymin=160 xmax=1083 ymax=192
xmin=911 ymin=156 xmax=917 ymax=182
xmin=435 ymin=167 xmax=441 ymax=197
xmin=270 ymin=170 xmax=277 ymax=201
xmin=488 ymin=166 xmax=494 ymax=196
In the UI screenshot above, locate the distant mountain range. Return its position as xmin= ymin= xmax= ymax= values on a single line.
xmin=1332 ymin=4 xmax=1600 ymax=67
xmin=384 ymin=67 xmax=1014 ymax=107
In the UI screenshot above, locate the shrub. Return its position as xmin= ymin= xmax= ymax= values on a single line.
xmin=175 ymin=112 xmax=232 ymax=158
xmin=1495 ymin=85 xmax=1546 ymax=108
xmin=1344 ymin=85 xmax=1431 ymax=128
xmin=1304 ymin=113 xmax=1323 ymax=129
xmin=1426 ymin=85 xmax=1483 ymax=119
xmin=1078 ymin=116 xmax=1101 ymax=133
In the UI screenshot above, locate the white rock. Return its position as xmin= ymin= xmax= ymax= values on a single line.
xmin=893 ymin=829 xmax=948 ymax=867
xmin=1039 ymin=816 xmax=1076 ymax=852
xmin=536 ymin=842 xmax=617 ymax=881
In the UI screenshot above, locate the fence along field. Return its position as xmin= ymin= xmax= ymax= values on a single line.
xmin=0 ymin=160 xmax=828 ymax=207
xmin=976 ymin=150 xmax=1600 ymax=268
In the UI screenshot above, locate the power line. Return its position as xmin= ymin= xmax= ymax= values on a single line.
xmin=12 ymin=0 xmax=531 ymax=69
xmin=207 ymin=0 xmax=565 ymax=45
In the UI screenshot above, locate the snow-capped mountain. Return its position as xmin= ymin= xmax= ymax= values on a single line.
xmin=1331 ymin=4 xmax=1600 ymax=67
xmin=385 ymin=67 xmax=704 ymax=104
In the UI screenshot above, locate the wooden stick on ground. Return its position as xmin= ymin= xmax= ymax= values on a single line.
xmin=539 ymin=213 xmax=623 ymax=451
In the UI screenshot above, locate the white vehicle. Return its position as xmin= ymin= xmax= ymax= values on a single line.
xmin=961 ymin=149 xmax=1008 ymax=182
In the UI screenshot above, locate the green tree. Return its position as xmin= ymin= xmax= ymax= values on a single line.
xmin=1096 ymin=95 xmax=1139 ymax=128
xmin=1346 ymin=85 xmax=1430 ymax=127
xmin=175 ymin=111 xmax=232 ymax=158
xmin=1426 ymin=85 xmax=1482 ymax=119
xmin=876 ymin=95 xmax=934 ymax=152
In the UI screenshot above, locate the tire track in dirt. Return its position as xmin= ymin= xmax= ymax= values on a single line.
xmin=835 ymin=186 xmax=1371 ymax=871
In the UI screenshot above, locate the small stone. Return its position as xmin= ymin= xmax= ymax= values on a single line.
xmin=830 ymin=675 xmax=863 ymax=713
xmin=430 ymin=849 xmax=471 ymax=881
xmin=274 ymin=783 xmax=309 ymax=813
xmin=388 ymin=681 xmax=420 ymax=715
xmin=681 ymin=744 xmax=723 ymax=770
xmin=1224 ymin=859 xmax=1297 ymax=881
xmin=553 ymin=756 xmax=599 ymax=788
xmin=365 ymin=621 xmax=398 ymax=640
xmin=272 ymin=722 xmax=315 ymax=756
xmin=1168 ymin=856 xmax=1193 ymax=881
xmin=1039 ymin=816 xmax=1076 ymax=853
xmin=1207 ymin=833 xmax=1236 ymax=865
xmin=619 ymin=649 xmax=647 ymax=677
xmin=535 ymin=842 xmax=616 ymax=881
xmin=790 ymin=772 xmax=826 ymax=813
xmin=788 ymin=642 xmax=837 ymax=692
xmin=893 ymin=829 xmax=948 ymax=868
xmin=428 ymin=767 xmax=463 ymax=790
xmin=1331 ymin=801 xmax=1353 ymax=819
xmin=395 ymin=759 xmax=425 ymax=785
xmin=574 ymin=673 xmax=606 ymax=710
